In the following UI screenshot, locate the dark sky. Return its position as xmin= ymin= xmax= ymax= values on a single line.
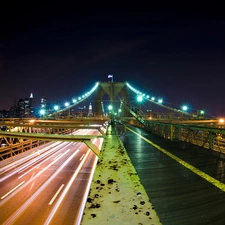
xmin=0 ymin=4 xmax=225 ymax=117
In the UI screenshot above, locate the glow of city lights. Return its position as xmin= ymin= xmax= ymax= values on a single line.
xmin=72 ymin=99 xmax=77 ymax=103
xmin=158 ymin=99 xmax=163 ymax=104
xmin=151 ymin=97 xmax=155 ymax=101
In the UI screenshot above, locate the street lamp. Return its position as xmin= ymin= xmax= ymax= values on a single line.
xmin=158 ymin=99 xmax=163 ymax=104
xmin=54 ymin=105 xmax=59 ymax=111
xmin=182 ymin=105 xmax=188 ymax=111
xmin=65 ymin=102 xmax=70 ymax=116
xmin=108 ymin=104 xmax=113 ymax=111
xmin=65 ymin=102 xmax=70 ymax=107
xmin=108 ymin=104 xmax=114 ymax=125
xmin=181 ymin=105 xmax=188 ymax=120
xmin=40 ymin=109 xmax=46 ymax=118
xmin=136 ymin=95 xmax=143 ymax=117
xmin=137 ymin=95 xmax=143 ymax=103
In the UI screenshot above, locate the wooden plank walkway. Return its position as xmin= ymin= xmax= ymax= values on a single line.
xmin=124 ymin=125 xmax=225 ymax=225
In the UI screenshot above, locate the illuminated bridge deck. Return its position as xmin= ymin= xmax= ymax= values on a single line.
xmin=123 ymin=125 xmax=225 ymax=225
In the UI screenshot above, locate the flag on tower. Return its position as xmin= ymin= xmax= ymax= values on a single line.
xmin=108 ymin=74 xmax=113 ymax=82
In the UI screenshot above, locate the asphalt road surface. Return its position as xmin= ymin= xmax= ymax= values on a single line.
xmin=0 ymin=129 xmax=103 ymax=225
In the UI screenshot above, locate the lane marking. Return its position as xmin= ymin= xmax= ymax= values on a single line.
xmin=2 ymin=149 xmax=80 ymax=224
xmin=127 ymin=126 xmax=225 ymax=192
xmin=1 ymin=181 xmax=25 ymax=199
xmin=49 ymin=184 xmax=64 ymax=205
xmin=80 ymin=154 xmax=85 ymax=161
xmin=18 ymin=166 xmax=36 ymax=179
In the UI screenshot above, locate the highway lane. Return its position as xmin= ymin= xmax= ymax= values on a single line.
xmin=48 ymin=137 xmax=102 ymax=225
xmin=0 ymin=129 xmax=103 ymax=225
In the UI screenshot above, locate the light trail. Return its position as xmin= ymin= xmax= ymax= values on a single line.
xmin=1 ymin=181 xmax=25 ymax=200
xmin=0 ymin=142 xmax=61 ymax=174
xmin=49 ymin=184 xmax=65 ymax=206
xmin=44 ymin=137 xmax=101 ymax=225
xmin=2 ymin=148 xmax=80 ymax=224
xmin=0 ymin=147 xmax=71 ymax=206
xmin=79 ymin=154 xmax=85 ymax=161
xmin=0 ymin=142 xmax=70 ymax=182
xmin=44 ymin=149 xmax=91 ymax=225
xmin=76 ymin=137 xmax=103 ymax=225
xmin=18 ymin=151 xmax=64 ymax=179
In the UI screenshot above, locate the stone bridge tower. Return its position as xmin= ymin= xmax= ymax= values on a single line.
xmin=95 ymin=82 xmax=130 ymax=117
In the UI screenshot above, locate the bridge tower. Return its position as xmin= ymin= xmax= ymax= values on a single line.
xmin=95 ymin=82 xmax=130 ymax=118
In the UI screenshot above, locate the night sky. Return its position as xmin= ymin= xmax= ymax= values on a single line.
xmin=0 ymin=4 xmax=225 ymax=117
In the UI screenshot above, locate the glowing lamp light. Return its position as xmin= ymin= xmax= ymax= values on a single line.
xmin=137 ymin=95 xmax=143 ymax=102
xmin=182 ymin=105 xmax=188 ymax=111
xmin=65 ymin=102 xmax=69 ymax=107
xmin=158 ymin=99 xmax=163 ymax=104
xmin=108 ymin=105 xmax=113 ymax=111
xmin=54 ymin=105 xmax=59 ymax=110
xmin=40 ymin=109 xmax=46 ymax=115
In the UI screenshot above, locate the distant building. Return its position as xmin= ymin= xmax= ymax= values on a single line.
xmin=29 ymin=93 xmax=34 ymax=116
xmin=0 ymin=110 xmax=9 ymax=118
xmin=39 ymin=96 xmax=48 ymax=116
xmin=17 ymin=98 xmax=25 ymax=118
xmin=88 ymin=103 xmax=93 ymax=116
xmin=40 ymin=96 xmax=47 ymax=109
xmin=9 ymin=98 xmax=18 ymax=118
xmin=8 ymin=93 xmax=35 ymax=118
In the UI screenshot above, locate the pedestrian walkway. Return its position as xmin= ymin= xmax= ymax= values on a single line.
xmin=81 ymin=125 xmax=162 ymax=225
xmin=124 ymin=125 xmax=225 ymax=225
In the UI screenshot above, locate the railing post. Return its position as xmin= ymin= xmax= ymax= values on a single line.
xmin=170 ymin=124 xmax=173 ymax=141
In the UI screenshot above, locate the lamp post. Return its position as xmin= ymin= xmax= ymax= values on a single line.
xmin=181 ymin=105 xmax=188 ymax=120
xmin=40 ymin=109 xmax=46 ymax=118
xmin=54 ymin=105 xmax=59 ymax=119
xmin=108 ymin=104 xmax=114 ymax=125
xmin=65 ymin=102 xmax=70 ymax=117
xmin=137 ymin=95 xmax=143 ymax=117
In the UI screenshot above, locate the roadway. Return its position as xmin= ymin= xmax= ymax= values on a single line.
xmin=0 ymin=129 xmax=103 ymax=225
xmin=122 ymin=125 xmax=225 ymax=225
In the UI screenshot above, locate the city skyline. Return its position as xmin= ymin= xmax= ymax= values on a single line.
xmin=0 ymin=5 xmax=225 ymax=117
